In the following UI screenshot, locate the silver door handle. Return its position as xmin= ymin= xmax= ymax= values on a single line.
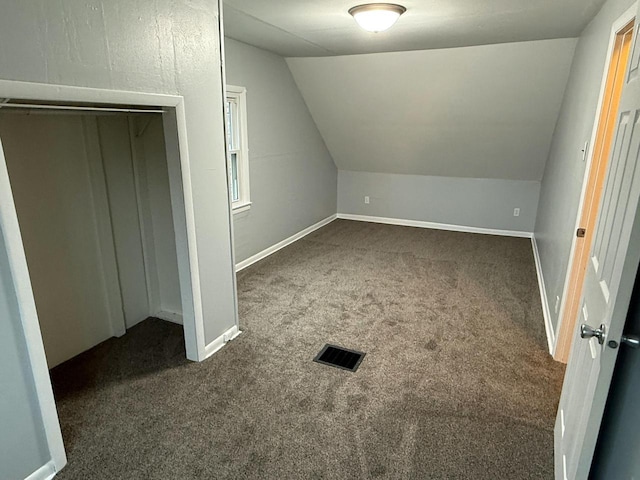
xmin=581 ymin=323 xmax=606 ymax=344
xmin=621 ymin=335 xmax=640 ymax=349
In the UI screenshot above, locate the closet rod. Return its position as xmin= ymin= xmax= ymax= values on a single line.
xmin=0 ymin=102 xmax=164 ymax=114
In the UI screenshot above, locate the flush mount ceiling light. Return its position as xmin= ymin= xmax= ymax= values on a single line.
xmin=348 ymin=3 xmax=406 ymax=33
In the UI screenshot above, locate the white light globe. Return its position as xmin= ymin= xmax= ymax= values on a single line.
xmin=349 ymin=4 xmax=406 ymax=33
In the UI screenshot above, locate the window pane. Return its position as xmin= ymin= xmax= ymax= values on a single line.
xmin=225 ymin=100 xmax=233 ymax=151
xmin=230 ymin=152 xmax=239 ymax=202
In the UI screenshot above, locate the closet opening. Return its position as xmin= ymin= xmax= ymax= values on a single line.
xmin=0 ymin=105 xmax=193 ymax=369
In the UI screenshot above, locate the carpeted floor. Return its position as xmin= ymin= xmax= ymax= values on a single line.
xmin=51 ymin=219 xmax=565 ymax=479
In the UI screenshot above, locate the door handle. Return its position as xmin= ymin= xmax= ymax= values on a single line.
xmin=621 ymin=335 xmax=640 ymax=349
xmin=580 ymin=323 xmax=606 ymax=344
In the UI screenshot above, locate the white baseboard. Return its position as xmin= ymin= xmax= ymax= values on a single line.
xmin=203 ymin=324 xmax=242 ymax=360
xmin=25 ymin=461 xmax=57 ymax=480
xmin=154 ymin=310 xmax=183 ymax=325
xmin=336 ymin=213 xmax=533 ymax=238
xmin=153 ymin=312 xmax=239 ymax=361
xmin=235 ymin=214 xmax=337 ymax=272
xmin=532 ymin=236 xmax=555 ymax=354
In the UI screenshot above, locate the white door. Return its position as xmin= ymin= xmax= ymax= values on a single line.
xmin=555 ymin=16 xmax=640 ymax=480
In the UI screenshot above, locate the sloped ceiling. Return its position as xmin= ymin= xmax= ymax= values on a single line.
xmin=287 ymin=38 xmax=577 ymax=181
xmin=223 ymin=0 xmax=605 ymax=57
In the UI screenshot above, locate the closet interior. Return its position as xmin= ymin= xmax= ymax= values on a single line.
xmin=0 ymin=108 xmax=186 ymax=368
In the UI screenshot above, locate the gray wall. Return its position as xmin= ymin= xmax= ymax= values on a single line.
xmin=286 ymin=39 xmax=577 ymax=181
xmin=0 ymin=0 xmax=235 ymax=346
xmin=535 ymin=0 xmax=636 ymax=333
xmin=0 ymin=229 xmax=49 ymax=480
xmin=224 ymin=39 xmax=337 ymax=263
xmin=338 ymin=171 xmax=540 ymax=232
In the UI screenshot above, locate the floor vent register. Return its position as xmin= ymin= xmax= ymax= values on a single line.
xmin=313 ymin=344 xmax=366 ymax=372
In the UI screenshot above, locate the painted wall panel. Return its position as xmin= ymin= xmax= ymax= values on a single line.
xmin=535 ymin=0 xmax=636 ymax=333
xmin=0 ymin=114 xmax=116 ymax=368
xmin=0 ymin=0 xmax=236 ymax=347
xmin=287 ymin=38 xmax=577 ymax=182
xmin=224 ymin=39 xmax=337 ymax=263
xmin=98 ymin=116 xmax=150 ymax=329
xmin=137 ymin=117 xmax=183 ymax=318
xmin=338 ymin=170 xmax=540 ymax=232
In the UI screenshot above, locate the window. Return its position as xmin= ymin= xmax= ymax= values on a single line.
xmin=225 ymin=85 xmax=250 ymax=213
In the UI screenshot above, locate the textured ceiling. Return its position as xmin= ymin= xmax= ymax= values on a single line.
xmin=223 ymin=0 xmax=606 ymax=57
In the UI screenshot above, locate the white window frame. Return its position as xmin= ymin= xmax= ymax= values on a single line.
xmin=225 ymin=85 xmax=251 ymax=213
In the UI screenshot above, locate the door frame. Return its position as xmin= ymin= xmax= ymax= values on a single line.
xmin=554 ymin=3 xmax=638 ymax=358
xmin=0 ymin=79 xmax=213 ymax=474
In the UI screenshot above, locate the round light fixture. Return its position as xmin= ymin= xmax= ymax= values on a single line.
xmin=348 ymin=3 xmax=406 ymax=33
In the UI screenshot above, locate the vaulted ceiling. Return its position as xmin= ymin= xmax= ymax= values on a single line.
xmin=223 ymin=0 xmax=606 ymax=57
xmin=287 ymin=39 xmax=577 ymax=181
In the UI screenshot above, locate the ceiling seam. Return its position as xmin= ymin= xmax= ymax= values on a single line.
xmin=223 ymin=3 xmax=337 ymax=55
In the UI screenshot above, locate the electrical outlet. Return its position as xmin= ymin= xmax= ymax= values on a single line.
xmin=555 ymin=296 xmax=561 ymax=314
xmin=364 ymin=196 xmax=370 ymax=204
xmin=513 ymin=208 xmax=520 ymax=217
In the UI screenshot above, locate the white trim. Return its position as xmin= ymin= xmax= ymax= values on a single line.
xmin=0 ymin=79 xmax=182 ymax=107
xmin=555 ymin=3 xmax=638 ymax=346
xmin=532 ymin=236 xmax=556 ymax=354
xmin=162 ymin=104 xmax=205 ymax=361
xmin=336 ymin=213 xmax=533 ymax=238
xmin=202 ymin=324 xmax=242 ymax=360
xmin=232 ymin=201 xmax=252 ymax=214
xmin=24 ymin=461 xmax=57 ymax=480
xmin=219 ymin=3 xmax=242 ymax=345
xmin=155 ymin=310 xmax=183 ymax=325
xmin=235 ymin=214 xmax=337 ymax=272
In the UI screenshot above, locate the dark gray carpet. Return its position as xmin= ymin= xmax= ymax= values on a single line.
xmin=51 ymin=219 xmax=564 ymax=479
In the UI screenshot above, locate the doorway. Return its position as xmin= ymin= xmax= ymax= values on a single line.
xmin=553 ymin=1 xmax=640 ymax=476
xmin=555 ymin=18 xmax=636 ymax=363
